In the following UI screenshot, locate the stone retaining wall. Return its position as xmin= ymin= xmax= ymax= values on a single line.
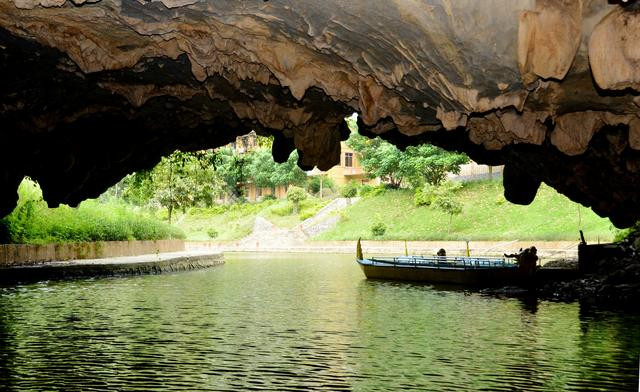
xmin=0 ymin=240 xmax=185 ymax=266
xmin=0 ymin=252 xmax=223 ymax=283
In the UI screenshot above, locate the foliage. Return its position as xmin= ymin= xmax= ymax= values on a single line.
xmin=153 ymin=150 xmax=224 ymax=223
xmin=214 ymin=147 xmax=251 ymax=200
xmin=0 ymin=178 xmax=185 ymax=244
xmin=106 ymin=144 xmax=306 ymax=220
xmin=298 ymin=198 xmax=330 ymax=221
xmin=286 ymin=186 xmax=307 ymax=203
xmin=271 ymin=151 xmax=308 ymax=187
xmin=244 ymin=148 xmax=307 ymax=195
xmin=307 ymin=175 xmax=335 ymax=194
xmin=270 ymin=203 xmax=294 ymax=216
xmin=415 ymin=181 xmax=463 ymax=232
xmin=612 ymin=221 xmax=640 ymax=243
xmin=207 ymin=228 xmax=219 ymax=239
xmin=340 ymin=181 xmax=359 ymax=198
xmin=286 ymin=186 xmax=307 ymax=213
xmin=359 ymin=184 xmax=387 ymax=197
xmin=371 ymin=221 xmax=387 ymax=237
xmin=346 ymin=117 xmax=469 ymax=188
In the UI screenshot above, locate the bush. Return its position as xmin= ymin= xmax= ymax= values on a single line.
xmin=340 ymin=181 xmax=359 ymax=198
xmin=262 ymin=194 xmax=277 ymax=201
xmin=371 ymin=221 xmax=386 ymax=237
xmin=414 ymin=181 xmax=462 ymax=207
xmin=207 ymin=228 xmax=219 ymax=239
xmin=414 ymin=185 xmax=436 ymax=206
xmin=613 ymin=221 xmax=640 ymax=243
xmin=286 ymin=186 xmax=307 ymax=203
xmin=359 ymin=184 xmax=387 ymax=197
xmin=0 ymin=178 xmax=185 ymax=244
xmin=299 ymin=211 xmax=315 ymax=221
xmin=270 ymin=203 xmax=294 ymax=216
xmin=287 ymin=186 xmax=307 ymax=213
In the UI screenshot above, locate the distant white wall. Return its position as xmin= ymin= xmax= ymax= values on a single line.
xmin=448 ymin=162 xmax=504 ymax=181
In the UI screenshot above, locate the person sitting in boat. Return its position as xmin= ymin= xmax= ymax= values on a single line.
xmin=436 ymin=248 xmax=447 ymax=263
xmin=504 ymin=246 xmax=538 ymax=272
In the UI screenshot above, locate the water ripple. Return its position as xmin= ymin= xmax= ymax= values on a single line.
xmin=0 ymin=253 xmax=638 ymax=391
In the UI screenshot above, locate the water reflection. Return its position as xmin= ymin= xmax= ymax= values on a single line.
xmin=0 ymin=253 xmax=637 ymax=391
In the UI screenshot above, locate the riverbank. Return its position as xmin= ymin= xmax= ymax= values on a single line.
xmin=187 ymin=240 xmax=580 ymax=263
xmin=0 ymin=251 xmax=224 ymax=284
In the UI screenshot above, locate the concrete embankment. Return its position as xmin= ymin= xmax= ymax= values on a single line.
xmin=0 ymin=251 xmax=224 ymax=284
xmin=0 ymin=240 xmax=185 ymax=267
xmin=187 ymin=240 xmax=579 ymax=262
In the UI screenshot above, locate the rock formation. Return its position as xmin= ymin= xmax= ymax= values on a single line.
xmin=1 ymin=0 xmax=639 ymax=227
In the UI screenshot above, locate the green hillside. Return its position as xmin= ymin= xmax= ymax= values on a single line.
xmin=315 ymin=180 xmax=614 ymax=242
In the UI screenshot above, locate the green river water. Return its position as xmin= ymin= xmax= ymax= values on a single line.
xmin=0 ymin=253 xmax=638 ymax=391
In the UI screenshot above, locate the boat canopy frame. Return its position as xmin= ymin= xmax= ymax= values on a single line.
xmin=361 ymin=255 xmax=518 ymax=270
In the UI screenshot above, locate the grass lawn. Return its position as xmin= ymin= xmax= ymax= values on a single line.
xmin=175 ymin=197 xmax=330 ymax=241
xmin=315 ymin=180 xmax=615 ymax=242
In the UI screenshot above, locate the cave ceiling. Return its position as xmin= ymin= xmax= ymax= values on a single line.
xmin=1 ymin=0 xmax=640 ymax=227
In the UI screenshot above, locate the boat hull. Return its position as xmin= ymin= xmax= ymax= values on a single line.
xmin=358 ymin=262 xmax=533 ymax=286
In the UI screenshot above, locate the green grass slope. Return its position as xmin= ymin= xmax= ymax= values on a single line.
xmin=315 ymin=180 xmax=615 ymax=242
xmin=176 ymin=198 xmax=330 ymax=241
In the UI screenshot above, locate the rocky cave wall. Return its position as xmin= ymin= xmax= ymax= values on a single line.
xmin=1 ymin=0 xmax=639 ymax=227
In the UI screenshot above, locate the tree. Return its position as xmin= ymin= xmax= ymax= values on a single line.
xmin=434 ymin=195 xmax=463 ymax=234
xmin=247 ymin=148 xmax=277 ymax=188
xmin=422 ymin=181 xmax=463 ymax=234
xmin=286 ymin=186 xmax=307 ymax=213
xmin=403 ymin=144 xmax=469 ymax=187
xmin=214 ymin=147 xmax=251 ymax=200
xmin=270 ymin=150 xmax=307 ymax=187
xmin=346 ymin=117 xmax=469 ymax=188
xmin=152 ymin=151 xmax=223 ymax=223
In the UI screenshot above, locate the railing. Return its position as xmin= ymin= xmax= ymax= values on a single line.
xmin=367 ymin=255 xmax=518 ymax=269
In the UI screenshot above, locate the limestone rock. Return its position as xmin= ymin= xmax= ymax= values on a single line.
xmin=0 ymin=0 xmax=640 ymax=227
xmin=590 ymin=7 xmax=640 ymax=91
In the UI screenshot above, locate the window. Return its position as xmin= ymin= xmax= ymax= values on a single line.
xmin=344 ymin=152 xmax=353 ymax=167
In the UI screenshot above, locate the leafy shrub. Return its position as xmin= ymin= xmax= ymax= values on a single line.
xmin=371 ymin=221 xmax=386 ymax=237
xmin=414 ymin=181 xmax=462 ymax=207
xmin=286 ymin=186 xmax=307 ymax=203
xmin=362 ymin=184 xmax=387 ymax=197
xmin=0 ymin=178 xmax=185 ymax=244
xmin=299 ymin=211 xmax=315 ymax=221
xmin=287 ymin=186 xmax=307 ymax=213
xmin=414 ymin=186 xmax=436 ymax=206
xmin=270 ymin=203 xmax=294 ymax=216
xmin=207 ymin=228 xmax=219 ymax=239
xmin=360 ymin=185 xmax=373 ymax=196
xmin=613 ymin=221 xmax=640 ymax=243
xmin=340 ymin=181 xmax=359 ymax=198
xmin=262 ymin=194 xmax=277 ymax=201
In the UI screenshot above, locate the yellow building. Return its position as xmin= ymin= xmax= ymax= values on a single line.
xmin=323 ymin=141 xmax=379 ymax=187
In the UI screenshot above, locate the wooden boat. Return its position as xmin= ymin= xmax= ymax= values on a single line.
xmin=355 ymin=239 xmax=535 ymax=286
